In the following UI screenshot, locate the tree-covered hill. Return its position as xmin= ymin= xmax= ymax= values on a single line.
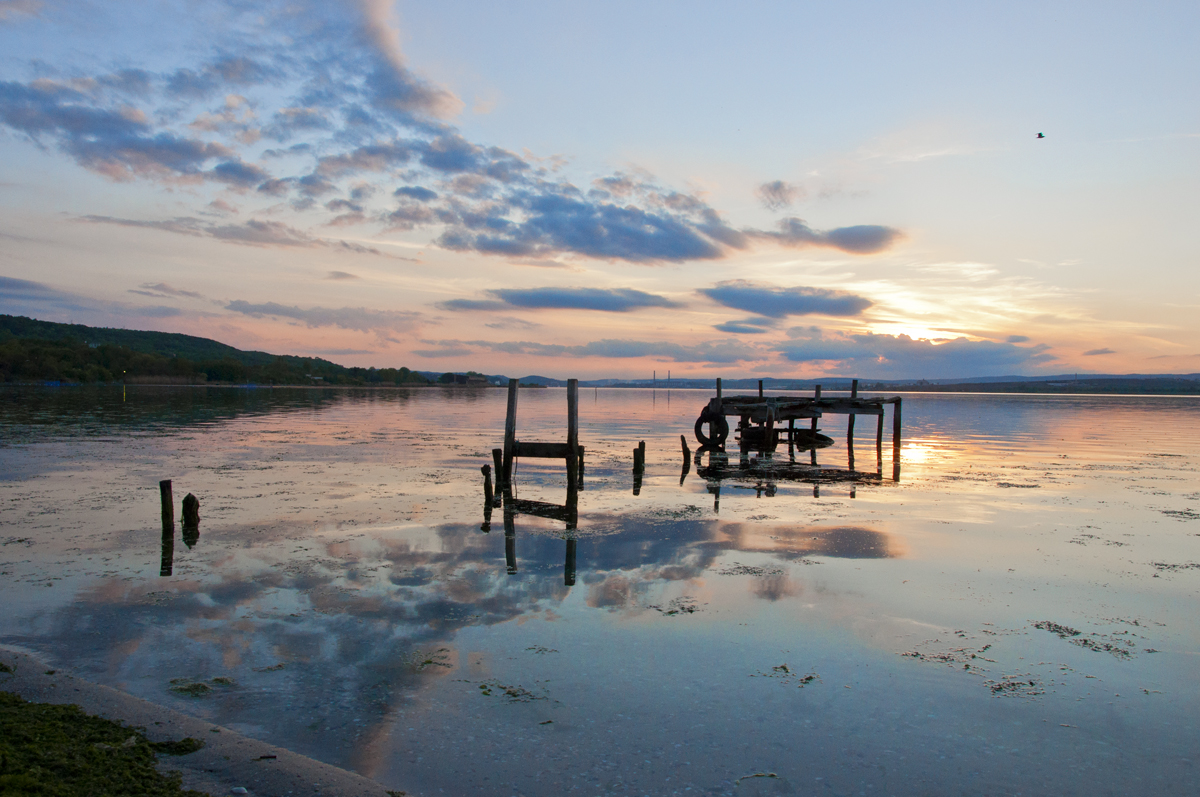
xmin=0 ymin=315 xmax=432 ymax=386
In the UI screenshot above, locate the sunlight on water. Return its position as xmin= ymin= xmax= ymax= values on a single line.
xmin=2 ymin=386 xmax=1199 ymax=795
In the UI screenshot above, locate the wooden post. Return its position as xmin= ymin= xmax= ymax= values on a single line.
xmin=577 ymin=445 xmax=586 ymax=485
xmin=847 ymin=378 xmax=857 ymax=445
xmin=159 ymin=479 xmax=174 ymax=530
xmin=633 ymin=440 xmax=646 ymax=473
xmin=811 ymin=385 xmax=821 ymax=432
xmin=716 ymin=378 xmax=722 ymax=401
xmin=503 ymin=379 xmax=519 ymax=485
xmin=482 ymin=464 xmax=494 ymax=506
xmin=758 ymin=379 xmax=764 ymax=398
xmin=567 ymin=378 xmax=579 ymax=487
xmin=875 ymin=413 xmax=884 ymax=470
xmin=492 ymin=448 xmax=504 ymax=492
xmin=892 ymin=398 xmax=902 ymax=482
xmin=850 ymin=379 xmax=858 ymax=398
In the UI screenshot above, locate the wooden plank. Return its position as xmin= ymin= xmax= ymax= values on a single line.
xmin=514 ymin=441 xmax=572 ymax=459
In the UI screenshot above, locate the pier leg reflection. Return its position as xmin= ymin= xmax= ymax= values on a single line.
xmin=159 ymin=527 xmax=174 ymax=577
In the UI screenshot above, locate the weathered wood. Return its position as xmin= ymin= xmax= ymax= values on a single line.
xmin=633 ymin=441 xmax=646 ymax=473
xmin=716 ymin=378 xmax=722 ymax=401
xmin=892 ymin=397 xmax=903 ymax=482
xmin=514 ymin=441 xmax=573 ymax=459
xmin=159 ymin=479 xmax=173 ymax=530
xmin=758 ymin=379 xmax=764 ymax=398
xmin=502 ymin=379 xmax=519 ymax=483
xmin=811 ymin=385 xmax=821 ymax=432
xmin=181 ymin=493 xmax=200 ymax=528
xmin=567 ymin=378 xmax=579 ymax=485
xmin=851 ymin=379 xmax=858 ymax=398
xmin=492 ymin=448 xmax=504 ymax=489
xmin=482 ymin=464 xmax=494 ymax=506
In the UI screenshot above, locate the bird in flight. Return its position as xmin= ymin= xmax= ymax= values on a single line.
xmin=1037 ymin=132 xmax=1045 ymax=138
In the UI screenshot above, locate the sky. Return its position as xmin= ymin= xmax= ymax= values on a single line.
xmin=0 ymin=0 xmax=1197 ymax=381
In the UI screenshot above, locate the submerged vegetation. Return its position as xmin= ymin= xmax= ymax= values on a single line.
xmin=0 ymin=691 xmax=207 ymax=796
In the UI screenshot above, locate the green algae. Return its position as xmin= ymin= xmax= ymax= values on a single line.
xmin=0 ymin=691 xmax=207 ymax=796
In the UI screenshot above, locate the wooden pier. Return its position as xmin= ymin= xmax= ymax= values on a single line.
xmin=693 ymin=378 xmax=902 ymax=479
xmin=498 ymin=377 xmax=583 ymax=489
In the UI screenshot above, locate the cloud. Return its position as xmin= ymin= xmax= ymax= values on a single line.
xmin=132 ymin=282 xmax=204 ymax=299
xmin=358 ymin=0 xmax=463 ymax=119
xmin=1006 ymin=335 xmax=1030 ymax=343
xmin=777 ymin=329 xmax=1056 ymax=379
xmin=437 ymin=299 xmax=508 ymax=312
xmin=713 ymin=317 xmax=779 ymax=335
xmin=488 ymin=287 xmax=679 ymax=312
xmin=756 ymin=180 xmax=802 ymax=211
xmin=394 ymin=185 xmax=437 ymax=201
xmin=0 ymin=79 xmax=237 ymax=182
xmin=701 ymin=280 xmax=872 ymax=318
xmin=484 ymin=317 xmax=541 ymax=330
xmin=325 ymin=271 xmax=360 ymax=280
xmin=79 ymin=215 xmax=408 ymax=258
xmin=1083 ymin=348 xmax=1115 ymax=356
xmin=0 ymin=0 xmax=41 ymax=21
xmin=438 ymin=287 xmax=679 ymax=313
xmin=426 ymin=338 xmax=760 ymax=363
xmin=749 ymin=218 xmax=903 ymax=254
xmin=0 ymin=6 xmax=903 ymax=267
xmin=224 ymin=300 xmax=421 ymax=333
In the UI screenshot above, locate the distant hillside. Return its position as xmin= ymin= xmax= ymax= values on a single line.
xmin=2 ymin=314 xmax=288 ymax=367
xmin=0 ymin=315 xmax=430 ymax=386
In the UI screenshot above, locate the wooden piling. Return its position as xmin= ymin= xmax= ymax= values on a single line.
xmin=482 ymin=464 xmax=494 ymax=506
xmin=159 ymin=479 xmax=173 ymax=530
xmin=567 ymin=378 xmax=579 ymax=486
xmin=811 ymin=385 xmax=821 ymax=432
xmin=892 ymin=398 xmax=903 ymax=481
xmin=847 ymin=379 xmax=858 ymax=442
xmin=716 ymin=378 xmax=722 ymax=401
xmin=159 ymin=528 xmax=174 ymax=577
xmin=182 ymin=493 xmax=199 ymax=528
xmin=502 ymin=378 xmax=519 ymax=485
xmin=633 ymin=440 xmax=646 ymax=473
xmin=491 ymin=448 xmax=504 ymax=492
xmin=758 ymin=379 xmax=764 ymax=398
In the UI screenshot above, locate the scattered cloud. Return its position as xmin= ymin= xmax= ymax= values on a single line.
xmin=490 ymin=287 xmax=679 ymax=312
xmin=129 ymin=282 xmax=204 ymax=299
xmin=79 ymin=215 xmax=410 ymax=258
xmin=713 ymin=317 xmax=779 ymax=335
xmin=224 ymin=300 xmax=421 ymax=333
xmin=325 ymin=271 xmax=360 ymax=280
xmin=0 ymin=3 xmax=903 ymax=279
xmin=1083 ymin=348 xmax=1115 ymax=356
xmin=423 ymin=338 xmax=760 ymax=363
xmin=438 ymin=287 xmax=679 ymax=313
xmin=756 ymin=180 xmax=802 ymax=211
xmin=1006 ymin=335 xmax=1030 ymax=343
xmin=748 ymin=218 xmax=903 ymax=254
xmin=437 ymin=299 xmax=508 ymax=312
xmin=484 ymin=316 xmax=541 ymax=330
xmin=777 ymin=328 xmax=1056 ymax=379
xmin=701 ymin=280 xmax=872 ymax=318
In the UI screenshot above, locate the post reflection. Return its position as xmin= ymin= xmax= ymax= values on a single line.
xmin=488 ymin=478 xmax=579 ymax=584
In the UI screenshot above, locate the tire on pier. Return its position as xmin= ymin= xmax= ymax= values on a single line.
xmin=694 ymin=408 xmax=730 ymax=447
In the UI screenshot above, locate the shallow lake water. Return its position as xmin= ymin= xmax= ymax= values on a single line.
xmin=2 ymin=385 xmax=1199 ymax=796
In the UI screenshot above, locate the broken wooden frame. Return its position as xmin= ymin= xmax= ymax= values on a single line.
xmin=694 ymin=378 xmax=903 ymax=481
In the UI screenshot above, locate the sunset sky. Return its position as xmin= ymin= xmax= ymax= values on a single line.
xmin=1 ymin=0 xmax=1197 ymax=380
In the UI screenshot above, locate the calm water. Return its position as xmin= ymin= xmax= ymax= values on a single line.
xmin=2 ymin=386 xmax=1199 ymax=796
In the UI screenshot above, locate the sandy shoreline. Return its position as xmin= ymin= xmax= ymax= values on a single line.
xmin=0 ymin=646 xmax=403 ymax=797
